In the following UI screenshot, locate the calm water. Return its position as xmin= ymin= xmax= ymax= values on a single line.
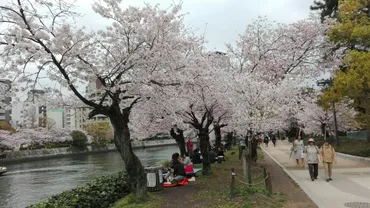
xmin=0 ymin=145 xmax=179 ymax=208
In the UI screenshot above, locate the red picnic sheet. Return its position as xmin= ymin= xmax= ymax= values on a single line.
xmin=164 ymin=178 xmax=189 ymax=187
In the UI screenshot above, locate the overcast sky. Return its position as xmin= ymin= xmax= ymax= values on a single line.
xmin=72 ymin=0 xmax=316 ymax=51
xmin=3 ymin=0 xmax=324 ymax=103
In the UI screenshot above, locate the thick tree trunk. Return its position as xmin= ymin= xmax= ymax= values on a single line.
xmin=178 ymin=141 xmax=186 ymax=156
xmin=199 ymin=129 xmax=211 ymax=175
xmin=251 ymin=137 xmax=258 ymax=161
xmin=214 ymin=125 xmax=222 ymax=150
xmin=246 ymin=132 xmax=257 ymax=162
xmin=108 ymin=107 xmax=147 ymax=199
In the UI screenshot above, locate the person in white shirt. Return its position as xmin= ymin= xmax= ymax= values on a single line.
xmin=292 ymin=135 xmax=305 ymax=166
xmin=304 ymin=138 xmax=320 ymax=181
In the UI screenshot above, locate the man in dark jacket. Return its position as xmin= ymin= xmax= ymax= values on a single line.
xmin=271 ymin=135 xmax=277 ymax=147
xmin=170 ymin=125 xmax=186 ymax=157
xmin=171 ymin=160 xmax=186 ymax=184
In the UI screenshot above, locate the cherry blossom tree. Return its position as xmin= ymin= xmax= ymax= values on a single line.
xmin=297 ymin=95 xmax=359 ymax=137
xmin=0 ymin=128 xmax=72 ymax=150
xmin=227 ymin=73 xmax=301 ymax=135
xmin=224 ymin=16 xmax=341 ymax=143
xmin=0 ymin=0 xmax=203 ymax=196
xmin=133 ymin=51 xmax=232 ymax=175
xmin=226 ymin=16 xmax=340 ymax=81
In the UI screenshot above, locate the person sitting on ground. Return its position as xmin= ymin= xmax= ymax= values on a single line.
xmin=171 ymin=159 xmax=186 ymax=184
xmin=169 ymin=152 xmax=180 ymax=169
xmin=209 ymin=148 xmax=216 ymax=163
xmin=165 ymin=153 xmax=180 ymax=182
xmin=192 ymin=148 xmax=202 ymax=164
xmin=182 ymin=152 xmax=191 ymax=166
xmin=217 ymin=147 xmax=225 ymax=162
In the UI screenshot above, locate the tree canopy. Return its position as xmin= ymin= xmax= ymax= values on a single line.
xmin=310 ymin=0 xmax=339 ymax=22
xmin=322 ymin=0 xmax=370 ymax=129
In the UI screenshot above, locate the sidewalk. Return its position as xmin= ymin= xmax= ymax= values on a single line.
xmin=262 ymin=140 xmax=370 ymax=208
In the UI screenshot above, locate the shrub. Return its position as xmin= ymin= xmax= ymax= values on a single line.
xmin=0 ymin=121 xmax=15 ymax=132
xmin=84 ymin=121 xmax=113 ymax=146
xmin=160 ymin=160 xmax=170 ymax=168
xmin=71 ymin=130 xmax=88 ymax=150
xmin=28 ymin=172 xmax=130 ymax=208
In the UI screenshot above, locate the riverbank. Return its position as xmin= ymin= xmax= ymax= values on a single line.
xmin=2 ymin=140 xmax=180 ymax=164
xmin=112 ymin=147 xmax=315 ymax=208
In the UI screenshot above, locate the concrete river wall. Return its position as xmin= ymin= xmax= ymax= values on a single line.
xmin=2 ymin=139 xmax=178 ymax=163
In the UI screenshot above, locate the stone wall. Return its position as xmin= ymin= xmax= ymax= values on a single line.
xmin=2 ymin=139 xmax=178 ymax=163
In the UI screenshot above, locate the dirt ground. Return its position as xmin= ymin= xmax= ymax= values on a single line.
xmin=158 ymin=151 xmax=318 ymax=208
xmin=261 ymin=154 xmax=318 ymax=208
xmin=158 ymin=184 xmax=204 ymax=208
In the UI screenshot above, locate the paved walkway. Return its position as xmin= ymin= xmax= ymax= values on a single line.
xmin=262 ymin=140 xmax=370 ymax=208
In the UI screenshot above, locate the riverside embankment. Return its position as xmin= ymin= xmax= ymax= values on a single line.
xmin=2 ymin=139 xmax=179 ymax=163
xmin=0 ymin=145 xmax=182 ymax=208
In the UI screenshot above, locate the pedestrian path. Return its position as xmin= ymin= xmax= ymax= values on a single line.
xmin=262 ymin=140 xmax=370 ymax=208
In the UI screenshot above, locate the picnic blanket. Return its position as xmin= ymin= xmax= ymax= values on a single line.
xmin=164 ymin=178 xmax=189 ymax=187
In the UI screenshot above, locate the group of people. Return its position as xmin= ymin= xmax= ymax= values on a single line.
xmin=259 ymin=134 xmax=277 ymax=147
xmin=292 ymin=136 xmax=337 ymax=182
xmin=165 ymin=145 xmax=226 ymax=184
xmin=165 ymin=152 xmax=193 ymax=184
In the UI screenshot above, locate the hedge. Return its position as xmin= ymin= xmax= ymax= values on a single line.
xmin=28 ymin=172 xmax=130 ymax=208
xmin=0 ymin=121 xmax=15 ymax=132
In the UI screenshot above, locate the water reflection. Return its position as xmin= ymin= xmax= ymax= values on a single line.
xmin=0 ymin=145 xmax=179 ymax=208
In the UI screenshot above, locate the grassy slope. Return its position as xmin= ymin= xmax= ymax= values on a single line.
xmin=112 ymin=147 xmax=286 ymax=208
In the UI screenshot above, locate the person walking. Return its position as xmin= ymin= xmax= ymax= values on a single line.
xmin=291 ymin=135 xmax=305 ymax=166
xmin=304 ymin=138 xmax=320 ymax=181
xmin=271 ymin=135 xmax=277 ymax=147
xmin=320 ymin=141 xmax=337 ymax=182
xmin=263 ymin=135 xmax=269 ymax=147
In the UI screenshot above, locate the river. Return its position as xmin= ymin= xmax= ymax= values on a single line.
xmin=0 ymin=145 xmax=180 ymax=208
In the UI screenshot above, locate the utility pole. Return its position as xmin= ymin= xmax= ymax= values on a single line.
xmin=332 ymin=102 xmax=339 ymax=146
xmin=317 ymin=78 xmax=339 ymax=146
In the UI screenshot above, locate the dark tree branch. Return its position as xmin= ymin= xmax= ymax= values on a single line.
xmin=16 ymin=0 xmax=100 ymax=109
xmin=149 ymin=80 xmax=181 ymax=87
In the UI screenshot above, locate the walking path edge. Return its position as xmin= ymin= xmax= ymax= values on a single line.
xmin=261 ymin=147 xmax=325 ymax=208
xmin=336 ymin=152 xmax=370 ymax=165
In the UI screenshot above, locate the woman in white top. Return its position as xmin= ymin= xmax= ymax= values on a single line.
xmin=292 ymin=135 xmax=305 ymax=166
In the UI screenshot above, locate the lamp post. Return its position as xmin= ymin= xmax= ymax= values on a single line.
xmin=317 ymin=78 xmax=339 ymax=146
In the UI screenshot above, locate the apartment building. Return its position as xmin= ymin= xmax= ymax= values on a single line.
xmin=0 ymin=79 xmax=12 ymax=124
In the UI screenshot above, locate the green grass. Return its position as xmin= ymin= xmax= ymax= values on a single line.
xmin=112 ymin=147 xmax=286 ymax=208
xmin=110 ymin=193 xmax=161 ymax=208
xmin=335 ymin=139 xmax=370 ymax=157
xmin=188 ymin=147 xmax=286 ymax=208
xmin=303 ymin=137 xmax=370 ymax=158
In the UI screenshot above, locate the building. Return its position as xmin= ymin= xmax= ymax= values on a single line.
xmin=47 ymin=109 xmax=65 ymax=129
xmin=65 ymin=108 xmax=76 ymax=130
xmin=20 ymin=89 xmax=47 ymax=128
xmin=12 ymin=101 xmax=25 ymax=129
xmin=0 ymin=79 xmax=12 ymax=124
xmin=65 ymin=79 xmax=110 ymax=130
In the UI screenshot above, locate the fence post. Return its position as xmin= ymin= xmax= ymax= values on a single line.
xmin=239 ymin=146 xmax=242 ymax=160
xmin=264 ymin=168 xmax=272 ymax=195
xmin=230 ymin=168 xmax=236 ymax=196
xmin=242 ymin=150 xmax=247 ymax=179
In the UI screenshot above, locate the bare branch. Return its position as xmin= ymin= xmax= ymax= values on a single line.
xmin=149 ymin=80 xmax=181 ymax=87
